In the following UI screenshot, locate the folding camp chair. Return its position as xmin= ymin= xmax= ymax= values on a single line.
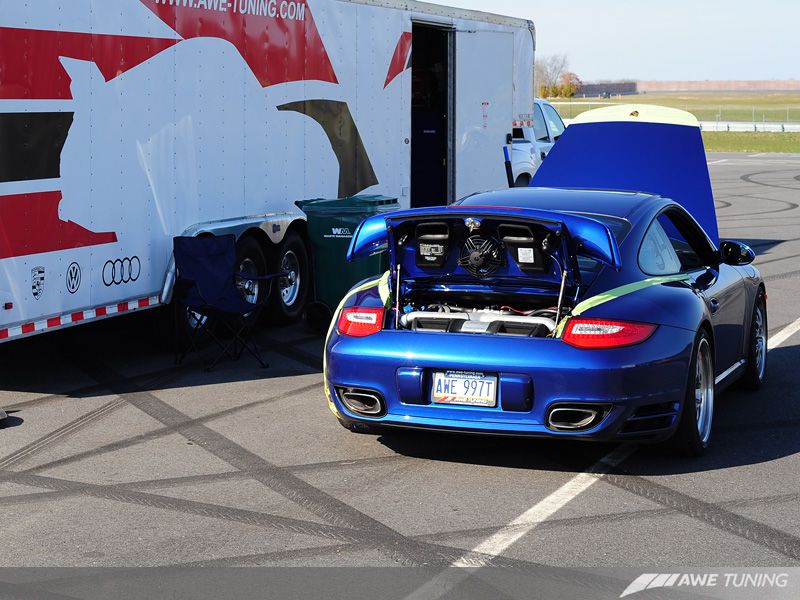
xmin=172 ymin=235 xmax=286 ymax=371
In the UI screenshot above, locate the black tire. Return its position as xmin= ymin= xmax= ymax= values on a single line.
xmin=514 ymin=173 xmax=532 ymax=188
xmin=739 ymin=290 xmax=767 ymax=390
xmin=235 ymin=236 xmax=269 ymax=326
xmin=670 ymin=330 xmax=715 ymax=457
xmin=268 ymin=231 xmax=310 ymax=323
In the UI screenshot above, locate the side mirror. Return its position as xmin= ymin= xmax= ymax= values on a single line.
xmin=719 ymin=240 xmax=755 ymax=266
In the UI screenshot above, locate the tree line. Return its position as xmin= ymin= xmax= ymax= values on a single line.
xmin=535 ymin=54 xmax=582 ymax=98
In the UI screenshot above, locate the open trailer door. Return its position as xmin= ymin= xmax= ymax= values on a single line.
xmin=455 ymin=30 xmax=514 ymax=202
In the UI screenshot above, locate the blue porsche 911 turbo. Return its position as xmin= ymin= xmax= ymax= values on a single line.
xmin=324 ymin=106 xmax=767 ymax=456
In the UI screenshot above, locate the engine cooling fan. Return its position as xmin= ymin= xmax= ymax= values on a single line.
xmin=458 ymin=236 xmax=504 ymax=278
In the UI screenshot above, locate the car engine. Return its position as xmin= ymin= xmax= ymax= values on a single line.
xmin=399 ymin=303 xmax=557 ymax=337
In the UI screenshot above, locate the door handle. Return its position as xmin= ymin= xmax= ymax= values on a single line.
xmin=708 ymin=298 xmax=720 ymax=314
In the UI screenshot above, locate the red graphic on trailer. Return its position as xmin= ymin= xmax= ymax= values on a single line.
xmin=384 ymin=31 xmax=412 ymax=88
xmin=139 ymin=0 xmax=338 ymax=88
xmin=0 ymin=28 xmax=180 ymax=100
xmin=0 ymin=192 xmax=117 ymax=260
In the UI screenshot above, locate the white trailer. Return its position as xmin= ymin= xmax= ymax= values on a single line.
xmin=0 ymin=0 xmax=534 ymax=342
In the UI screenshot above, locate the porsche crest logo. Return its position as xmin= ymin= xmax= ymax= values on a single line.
xmin=31 ymin=266 xmax=45 ymax=300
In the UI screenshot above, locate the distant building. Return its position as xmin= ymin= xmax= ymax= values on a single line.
xmin=579 ymin=81 xmax=638 ymax=97
xmin=578 ymin=80 xmax=800 ymax=97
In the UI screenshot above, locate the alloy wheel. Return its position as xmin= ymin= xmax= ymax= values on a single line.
xmin=279 ymin=250 xmax=300 ymax=307
xmin=695 ymin=338 xmax=714 ymax=445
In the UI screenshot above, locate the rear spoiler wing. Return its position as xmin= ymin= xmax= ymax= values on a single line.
xmin=532 ymin=105 xmax=719 ymax=244
xmin=347 ymin=206 xmax=621 ymax=270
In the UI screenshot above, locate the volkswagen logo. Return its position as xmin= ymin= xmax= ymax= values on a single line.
xmin=102 ymin=257 xmax=141 ymax=286
xmin=66 ymin=262 xmax=81 ymax=294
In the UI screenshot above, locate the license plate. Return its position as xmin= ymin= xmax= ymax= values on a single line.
xmin=431 ymin=370 xmax=497 ymax=407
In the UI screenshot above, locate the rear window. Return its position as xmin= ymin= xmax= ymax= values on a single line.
xmin=542 ymin=104 xmax=566 ymax=139
xmin=533 ymin=104 xmax=549 ymax=142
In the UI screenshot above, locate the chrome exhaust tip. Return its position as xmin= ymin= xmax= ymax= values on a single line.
xmin=547 ymin=404 xmax=608 ymax=431
xmin=336 ymin=387 xmax=385 ymax=417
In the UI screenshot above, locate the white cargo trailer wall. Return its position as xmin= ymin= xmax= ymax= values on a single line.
xmin=0 ymin=0 xmax=533 ymax=340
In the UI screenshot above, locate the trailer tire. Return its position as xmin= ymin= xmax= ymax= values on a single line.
xmin=236 ymin=235 xmax=270 ymax=325
xmin=269 ymin=231 xmax=309 ymax=323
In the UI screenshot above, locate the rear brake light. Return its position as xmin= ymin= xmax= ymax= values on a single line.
xmin=562 ymin=318 xmax=656 ymax=349
xmin=337 ymin=307 xmax=385 ymax=337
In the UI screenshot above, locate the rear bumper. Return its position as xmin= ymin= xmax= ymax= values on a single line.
xmin=325 ymin=325 xmax=695 ymax=441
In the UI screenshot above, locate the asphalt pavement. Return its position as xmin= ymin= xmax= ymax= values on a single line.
xmin=1 ymin=152 xmax=799 ymax=572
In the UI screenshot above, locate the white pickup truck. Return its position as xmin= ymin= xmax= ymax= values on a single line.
xmin=510 ymin=98 xmax=567 ymax=187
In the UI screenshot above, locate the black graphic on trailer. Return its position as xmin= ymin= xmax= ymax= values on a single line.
xmin=102 ymin=257 xmax=141 ymax=286
xmin=31 ymin=266 xmax=45 ymax=300
xmin=66 ymin=262 xmax=81 ymax=294
xmin=276 ymin=100 xmax=378 ymax=198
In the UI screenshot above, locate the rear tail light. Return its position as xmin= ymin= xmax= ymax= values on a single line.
xmin=562 ymin=318 xmax=657 ymax=349
xmin=337 ymin=307 xmax=385 ymax=337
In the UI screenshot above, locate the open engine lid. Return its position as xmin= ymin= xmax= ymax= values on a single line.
xmin=532 ymin=105 xmax=719 ymax=244
xmin=347 ymin=206 xmax=621 ymax=288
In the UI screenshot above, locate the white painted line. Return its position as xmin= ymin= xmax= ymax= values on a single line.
xmin=707 ymin=159 xmax=728 ymax=165
xmin=749 ymin=153 xmax=768 ymax=158
xmin=769 ymin=316 xmax=800 ymax=350
xmin=455 ymin=445 xmax=633 ymax=563
xmin=403 ymin=444 xmax=635 ymax=600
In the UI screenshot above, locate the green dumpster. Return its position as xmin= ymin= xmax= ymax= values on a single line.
xmin=296 ymin=195 xmax=399 ymax=319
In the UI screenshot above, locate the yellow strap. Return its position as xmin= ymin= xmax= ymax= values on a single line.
xmin=554 ymin=274 xmax=692 ymax=337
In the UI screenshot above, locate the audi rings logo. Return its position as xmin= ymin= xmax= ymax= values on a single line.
xmin=103 ymin=257 xmax=141 ymax=286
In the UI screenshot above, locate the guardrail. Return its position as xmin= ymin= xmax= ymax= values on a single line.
xmin=699 ymin=121 xmax=800 ymax=133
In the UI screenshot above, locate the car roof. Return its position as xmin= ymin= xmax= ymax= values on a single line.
xmin=458 ymin=187 xmax=664 ymax=220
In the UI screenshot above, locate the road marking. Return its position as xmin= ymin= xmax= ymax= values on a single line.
xmin=403 ymin=445 xmax=635 ymax=599
xmin=707 ymin=159 xmax=728 ymax=165
xmin=769 ymin=316 xmax=800 ymax=350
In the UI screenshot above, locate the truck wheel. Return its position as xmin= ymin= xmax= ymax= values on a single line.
xmin=236 ymin=236 xmax=270 ymax=323
xmin=670 ymin=330 xmax=715 ymax=457
xmin=514 ymin=173 xmax=531 ymax=187
xmin=270 ymin=231 xmax=309 ymax=323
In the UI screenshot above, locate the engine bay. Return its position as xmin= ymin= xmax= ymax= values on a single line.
xmin=398 ymin=217 xmax=563 ymax=281
xmin=390 ymin=216 xmax=574 ymax=338
xmin=399 ymin=302 xmax=558 ymax=337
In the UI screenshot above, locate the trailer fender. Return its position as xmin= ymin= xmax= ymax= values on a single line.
xmin=160 ymin=213 xmax=305 ymax=304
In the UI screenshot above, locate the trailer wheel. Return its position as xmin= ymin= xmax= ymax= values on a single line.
xmin=236 ymin=236 xmax=270 ymax=318
xmin=270 ymin=231 xmax=309 ymax=323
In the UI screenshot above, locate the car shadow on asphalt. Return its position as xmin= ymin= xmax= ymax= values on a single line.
xmin=378 ymin=343 xmax=800 ymax=477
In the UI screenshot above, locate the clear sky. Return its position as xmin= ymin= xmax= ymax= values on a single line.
xmin=427 ymin=0 xmax=800 ymax=81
